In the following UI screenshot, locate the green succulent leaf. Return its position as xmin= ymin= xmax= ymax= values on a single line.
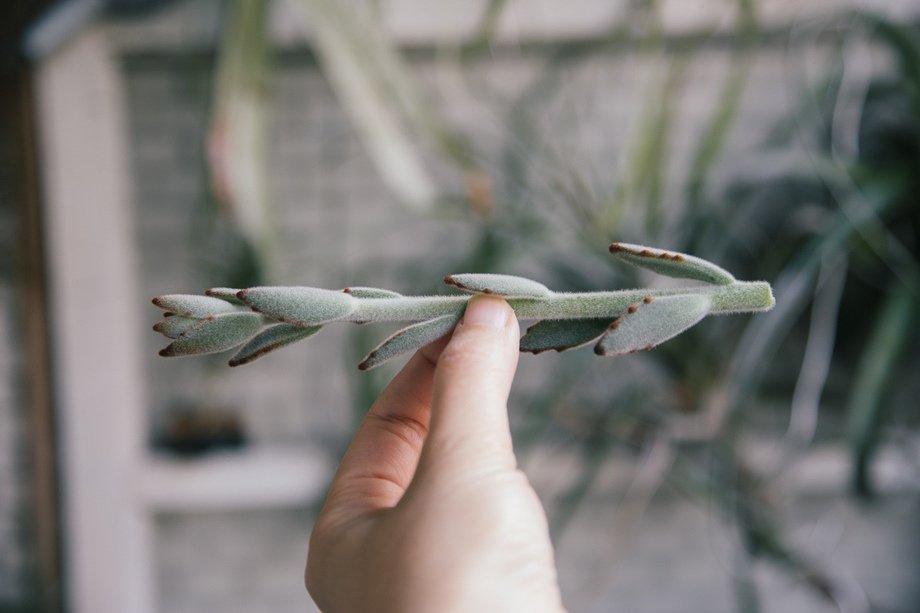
xmin=444 ymin=273 xmax=552 ymax=298
xmin=237 ymin=286 xmax=357 ymax=326
xmin=343 ymin=287 xmax=403 ymax=298
xmin=153 ymin=315 xmax=200 ymax=339
xmin=205 ymin=287 xmax=246 ymax=305
xmin=359 ymin=313 xmax=460 ymax=370
xmin=609 ymin=242 xmax=735 ymax=285
xmin=152 ymin=294 xmax=246 ymax=318
xmin=594 ymin=294 xmax=712 ymax=356
xmin=520 ymin=318 xmax=612 ymax=354
xmin=229 ymin=323 xmax=323 ymax=367
xmin=159 ymin=312 xmax=264 ymax=357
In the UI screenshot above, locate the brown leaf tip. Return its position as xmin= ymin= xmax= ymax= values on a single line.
xmin=627 ymin=304 xmax=639 ymax=314
xmin=643 ymin=296 xmax=654 ymax=304
xmin=235 ymin=289 xmax=249 ymax=302
xmin=158 ymin=346 xmax=177 ymax=357
xmin=608 ymin=243 xmax=683 ymax=262
xmin=443 ymin=275 xmax=463 ymax=289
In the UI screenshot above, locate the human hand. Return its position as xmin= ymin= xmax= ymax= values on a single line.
xmin=306 ymin=296 xmax=565 ymax=613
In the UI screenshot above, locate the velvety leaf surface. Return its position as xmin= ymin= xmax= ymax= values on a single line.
xmin=610 ymin=242 xmax=735 ymax=285
xmin=444 ymin=273 xmax=552 ymax=298
xmin=205 ymin=287 xmax=246 ymax=305
xmin=152 ymin=294 xmax=245 ymax=318
xmin=595 ymin=294 xmax=712 ymax=356
xmin=153 ymin=315 xmax=200 ymax=339
xmin=520 ymin=318 xmax=612 ymax=353
xmin=238 ymin=286 xmax=357 ymax=325
xmin=343 ymin=287 xmax=403 ymax=298
xmin=359 ymin=313 xmax=460 ymax=370
xmin=229 ymin=323 xmax=322 ymax=366
xmin=160 ymin=312 xmax=264 ymax=357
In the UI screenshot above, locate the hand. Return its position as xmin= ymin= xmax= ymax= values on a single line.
xmin=306 ymin=296 xmax=565 ymax=613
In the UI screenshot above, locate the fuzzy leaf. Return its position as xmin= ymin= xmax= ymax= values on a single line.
xmin=343 ymin=287 xmax=403 ymax=298
xmin=520 ymin=318 xmax=611 ymax=354
xmin=152 ymin=294 xmax=244 ymax=318
xmin=443 ymin=273 xmax=552 ymax=298
xmin=359 ymin=313 xmax=460 ymax=370
xmin=159 ymin=313 xmax=264 ymax=357
xmin=205 ymin=287 xmax=246 ymax=305
xmin=609 ymin=242 xmax=735 ymax=285
xmin=229 ymin=323 xmax=322 ymax=366
xmin=594 ymin=294 xmax=712 ymax=356
xmin=153 ymin=315 xmax=200 ymax=339
xmin=237 ymin=286 xmax=357 ymax=325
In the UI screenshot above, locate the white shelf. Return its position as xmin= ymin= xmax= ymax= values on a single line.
xmin=141 ymin=446 xmax=333 ymax=513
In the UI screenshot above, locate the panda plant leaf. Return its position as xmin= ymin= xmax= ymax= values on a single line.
xmin=152 ymin=243 xmax=775 ymax=370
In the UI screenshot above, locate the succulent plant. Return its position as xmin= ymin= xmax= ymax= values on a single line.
xmin=152 ymin=242 xmax=775 ymax=370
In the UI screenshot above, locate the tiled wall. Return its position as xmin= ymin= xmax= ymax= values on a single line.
xmin=123 ymin=43 xmax=806 ymax=612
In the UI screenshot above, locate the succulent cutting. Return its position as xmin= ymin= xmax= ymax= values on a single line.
xmin=152 ymin=242 xmax=775 ymax=370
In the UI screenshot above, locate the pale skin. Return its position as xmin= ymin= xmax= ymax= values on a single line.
xmin=306 ymin=296 xmax=566 ymax=613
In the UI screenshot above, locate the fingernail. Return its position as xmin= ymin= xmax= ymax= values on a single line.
xmin=462 ymin=296 xmax=509 ymax=329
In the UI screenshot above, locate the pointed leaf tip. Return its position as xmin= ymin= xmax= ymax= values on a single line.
xmin=343 ymin=287 xmax=403 ymax=299
xmin=609 ymin=242 xmax=735 ymax=285
xmin=358 ymin=313 xmax=460 ymax=370
xmin=159 ymin=312 xmax=264 ymax=357
xmin=444 ymin=273 xmax=551 ymax=298
xmin=153 ymin=315 xmax=200 ymax=339
xmin=229 ymin=323 xmax=322 ymax=366
xmin=152 ymin=294 xmax=244 ymax=318
xmin=205 ymin=287 xmax=246 ymax=305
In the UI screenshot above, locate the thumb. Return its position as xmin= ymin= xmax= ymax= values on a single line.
xmin=420 ymin=296 xmax=521 ymax=475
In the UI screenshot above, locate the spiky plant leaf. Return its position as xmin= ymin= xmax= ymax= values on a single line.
xmin=343 ymin=287 xmax=403 ymax=298
xmin=153 ymin=315 xmax=201 ymax=339
xmin=444 ymin=273 xmax=552 ymax=298
xmin=229 ymin=323 xmax=323 ymax=367
xmin=594 ymin=294 xmax=712 ymax=356
xmin=520 ymin=318 xmax=611 ymax=354
xmin=237 ymin=286 xmax=357 ymax=326
xmin=152 ymin=294 xmax=246 ymax=318
xmin=159 ymin=312 xmax=264 ymax=357
xmin=609 ymin=242 xmax=735 ymax=285
xmin=359 ymin=313 xmax=460 ymax=370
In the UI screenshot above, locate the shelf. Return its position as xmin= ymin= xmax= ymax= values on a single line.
xmin=141 ymin=446 xmax=333 ymax=512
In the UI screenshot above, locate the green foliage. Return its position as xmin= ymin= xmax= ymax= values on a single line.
xmin=358 ymin=313 xmax=461 ymax=371
xmin=153 ymin=243 xmax=774 ymax=370
xmin=594 ymin=294 xmax=712 ymax=356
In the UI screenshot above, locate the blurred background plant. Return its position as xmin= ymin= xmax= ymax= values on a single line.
xmin=171 ymin=0 xmax=920 ymax=610
xmin=3 ymin=0 xmax=919 ymax=611
xmin=196 ymin=2 xmax=920 ymax=610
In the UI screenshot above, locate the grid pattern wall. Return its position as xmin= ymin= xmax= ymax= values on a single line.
xmin=121 ymin=45 xmax=807 ymax=612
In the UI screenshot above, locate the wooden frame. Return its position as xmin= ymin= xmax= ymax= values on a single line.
xmin=35 ymin=27 xmax=154 ymax=613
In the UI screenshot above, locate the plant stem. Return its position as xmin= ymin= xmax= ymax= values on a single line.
xmin=348 ymin=281 xmax=774 ymax=322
